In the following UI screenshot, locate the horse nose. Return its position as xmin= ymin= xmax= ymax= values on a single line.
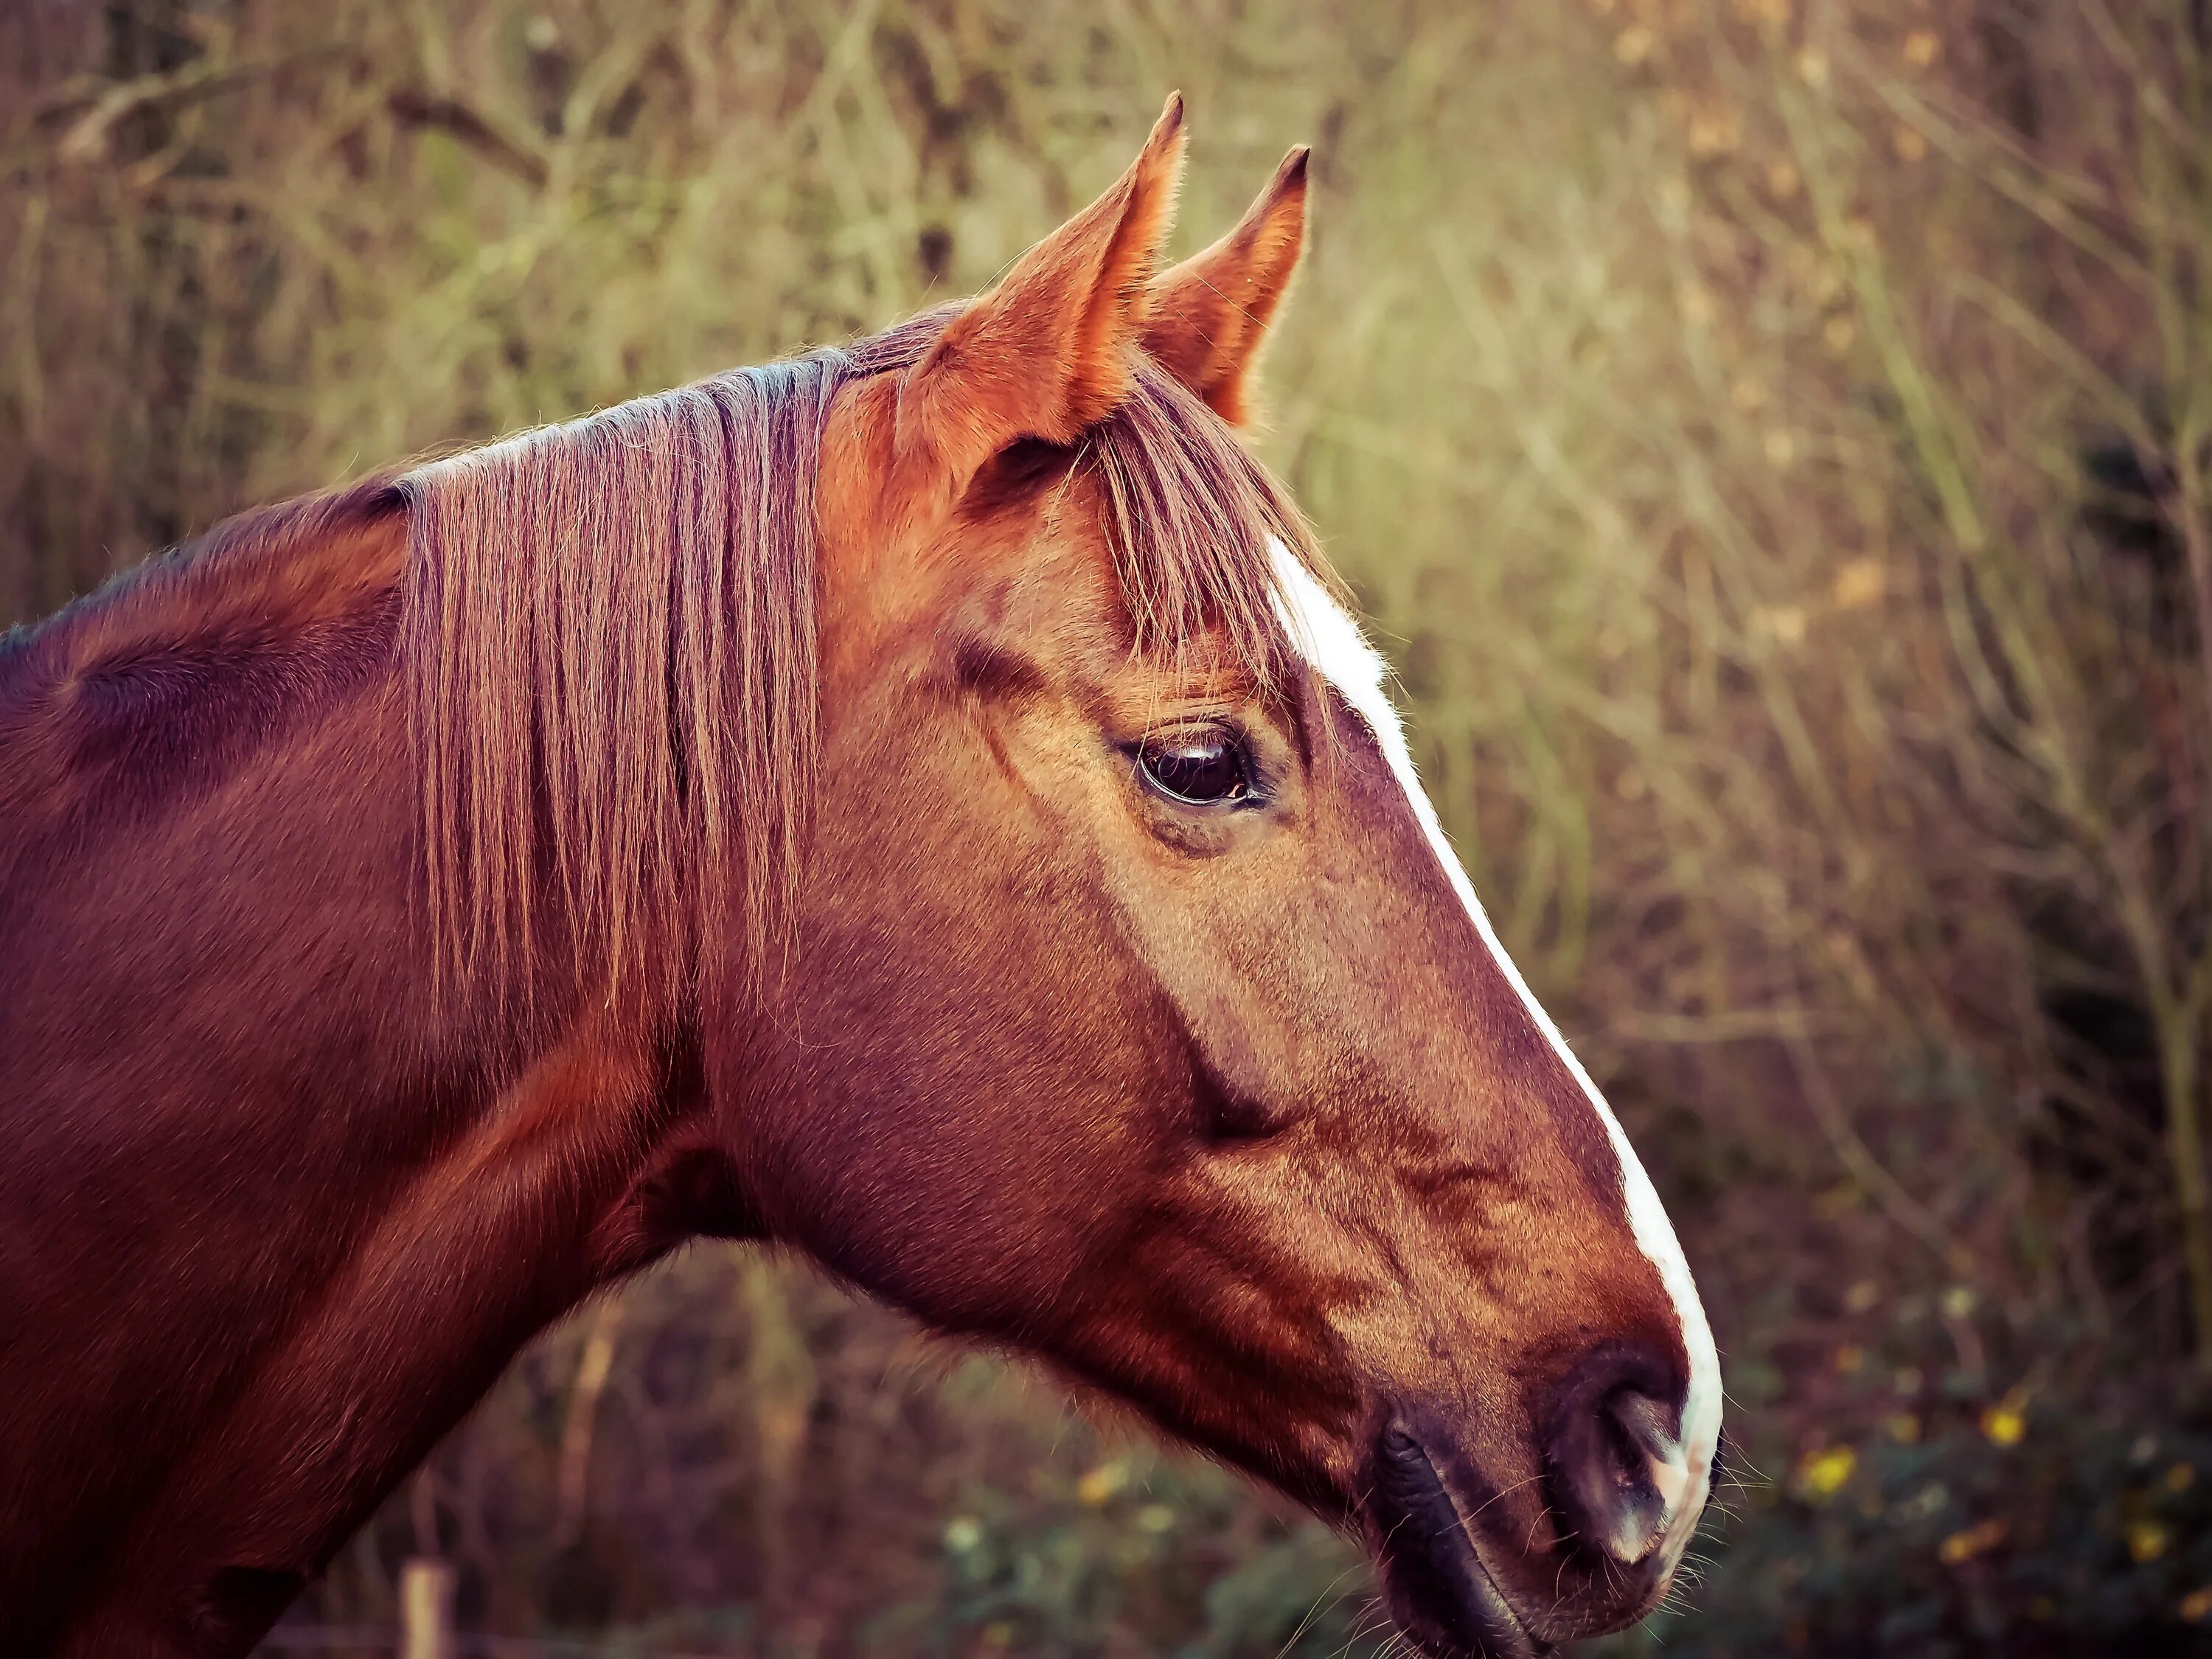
xmin=1543 ymin=1340 xmax=1694 ymax=1569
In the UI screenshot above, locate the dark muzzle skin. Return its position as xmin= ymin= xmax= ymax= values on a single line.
xmin=1363 ymin=1371 xmax=1690 ymax=1659
xmin=1368 ymin=1419 xmax=1548 ymax=1659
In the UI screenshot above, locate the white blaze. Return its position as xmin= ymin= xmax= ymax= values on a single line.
xmin=1268 ymin=542 xmax=1722 ymax=1559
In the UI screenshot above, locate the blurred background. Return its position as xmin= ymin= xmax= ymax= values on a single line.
xmin=6 ymin=1 xmax=2212 ymax=1654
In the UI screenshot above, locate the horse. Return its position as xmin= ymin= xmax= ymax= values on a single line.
xmin=0 ymin=97 xmax=1721 ymax=1659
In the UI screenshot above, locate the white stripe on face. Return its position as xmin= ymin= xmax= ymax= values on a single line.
xmin=1267 ymin=541 xmax=1722 ymax=1562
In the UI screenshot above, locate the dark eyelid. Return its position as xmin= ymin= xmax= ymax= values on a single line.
xmin=1214 ymin=722 xmax=1274 ymax=807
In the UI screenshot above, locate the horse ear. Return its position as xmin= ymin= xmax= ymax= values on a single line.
xmin=1141 ymin=146 xmax=1308 ymax=425
xmin=896 ymin=94 xmax=1186 ymax=504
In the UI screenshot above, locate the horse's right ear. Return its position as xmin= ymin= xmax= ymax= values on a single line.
xmin=894 ymin=94 xmax=1186 ymax=512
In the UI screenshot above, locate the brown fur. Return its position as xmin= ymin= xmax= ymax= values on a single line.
xmin=0 ymin=108 xmax=1691 ymax=1659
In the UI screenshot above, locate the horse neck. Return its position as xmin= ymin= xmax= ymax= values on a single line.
xmin=0 ymin=495 xmax=712 ymax=1644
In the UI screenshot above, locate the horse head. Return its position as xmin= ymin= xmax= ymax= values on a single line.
xmin=729 ymin=97 xmax=1723 ymax=1658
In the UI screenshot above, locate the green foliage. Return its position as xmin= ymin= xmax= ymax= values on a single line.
xmin=1633 ymin=1390 xmax=2212 ymax=1658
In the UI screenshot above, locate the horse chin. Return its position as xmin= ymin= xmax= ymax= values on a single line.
xmin=1364 ymin=1425 xmax=1555 ymax=1659
xmin=1374 ymin=1550 xmax=1549 ymax=1659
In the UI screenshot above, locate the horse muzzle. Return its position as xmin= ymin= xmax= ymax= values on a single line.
xmin=1363 ymin=1371 xmax=1695 ymax=1659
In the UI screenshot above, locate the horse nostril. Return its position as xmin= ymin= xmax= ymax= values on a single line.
xmin=1544 ymin=1345 xmax=1688 ymax=1568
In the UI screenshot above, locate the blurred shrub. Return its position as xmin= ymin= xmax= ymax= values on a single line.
xmin=1604 ymin=1320 xmax=2212 ymax=1658
xmin=1714 ymin=1397 xmax=2212 ymax=1658
xmin=8 ymin=0 xmax=2212 ymax=1653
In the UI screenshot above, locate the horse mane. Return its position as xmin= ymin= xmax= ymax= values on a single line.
xmin=400 ymin=347 xmax=842 ymax=1007
xmin=10 ymin=309 xmax=1321 ymax=1015
xmin=403 ymin=305 xmax=1323 ymax=1014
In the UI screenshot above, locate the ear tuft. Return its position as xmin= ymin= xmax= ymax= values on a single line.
xmin=894 ymin=94 xmax=1188 ymax=507
xmin=1143 ymin=143 xmax=1310 ymax=425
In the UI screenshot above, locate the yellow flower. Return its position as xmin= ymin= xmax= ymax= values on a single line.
xmin=1938 ymin=1517 xmax=2007 ymax=1565
xmin=1903 ymin=30 xmax=1941 ymax=69
xmin=1980 ymin=1394 xmax=2027 ymax=1447
xmin=1800 ymin=1444 xmax=1857 ymax=1497
xmin=1077 ymin=1461 xmax=1128 ymax=1505
xmin=2128 ymin=1519 xmax=2171 ymax=1564
xmin=2180 ymin=1586 xmax=2212 ymax=1623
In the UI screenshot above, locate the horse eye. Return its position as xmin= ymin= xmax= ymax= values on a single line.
xmin=1138 ymin=731 xmax=1251 ymax=805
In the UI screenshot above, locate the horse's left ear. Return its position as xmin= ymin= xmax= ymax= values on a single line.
xmin=1142 ymin=145 xmax=1309 ymax=425
xmin=895 ymin=94 xmax=1186 ymax=509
